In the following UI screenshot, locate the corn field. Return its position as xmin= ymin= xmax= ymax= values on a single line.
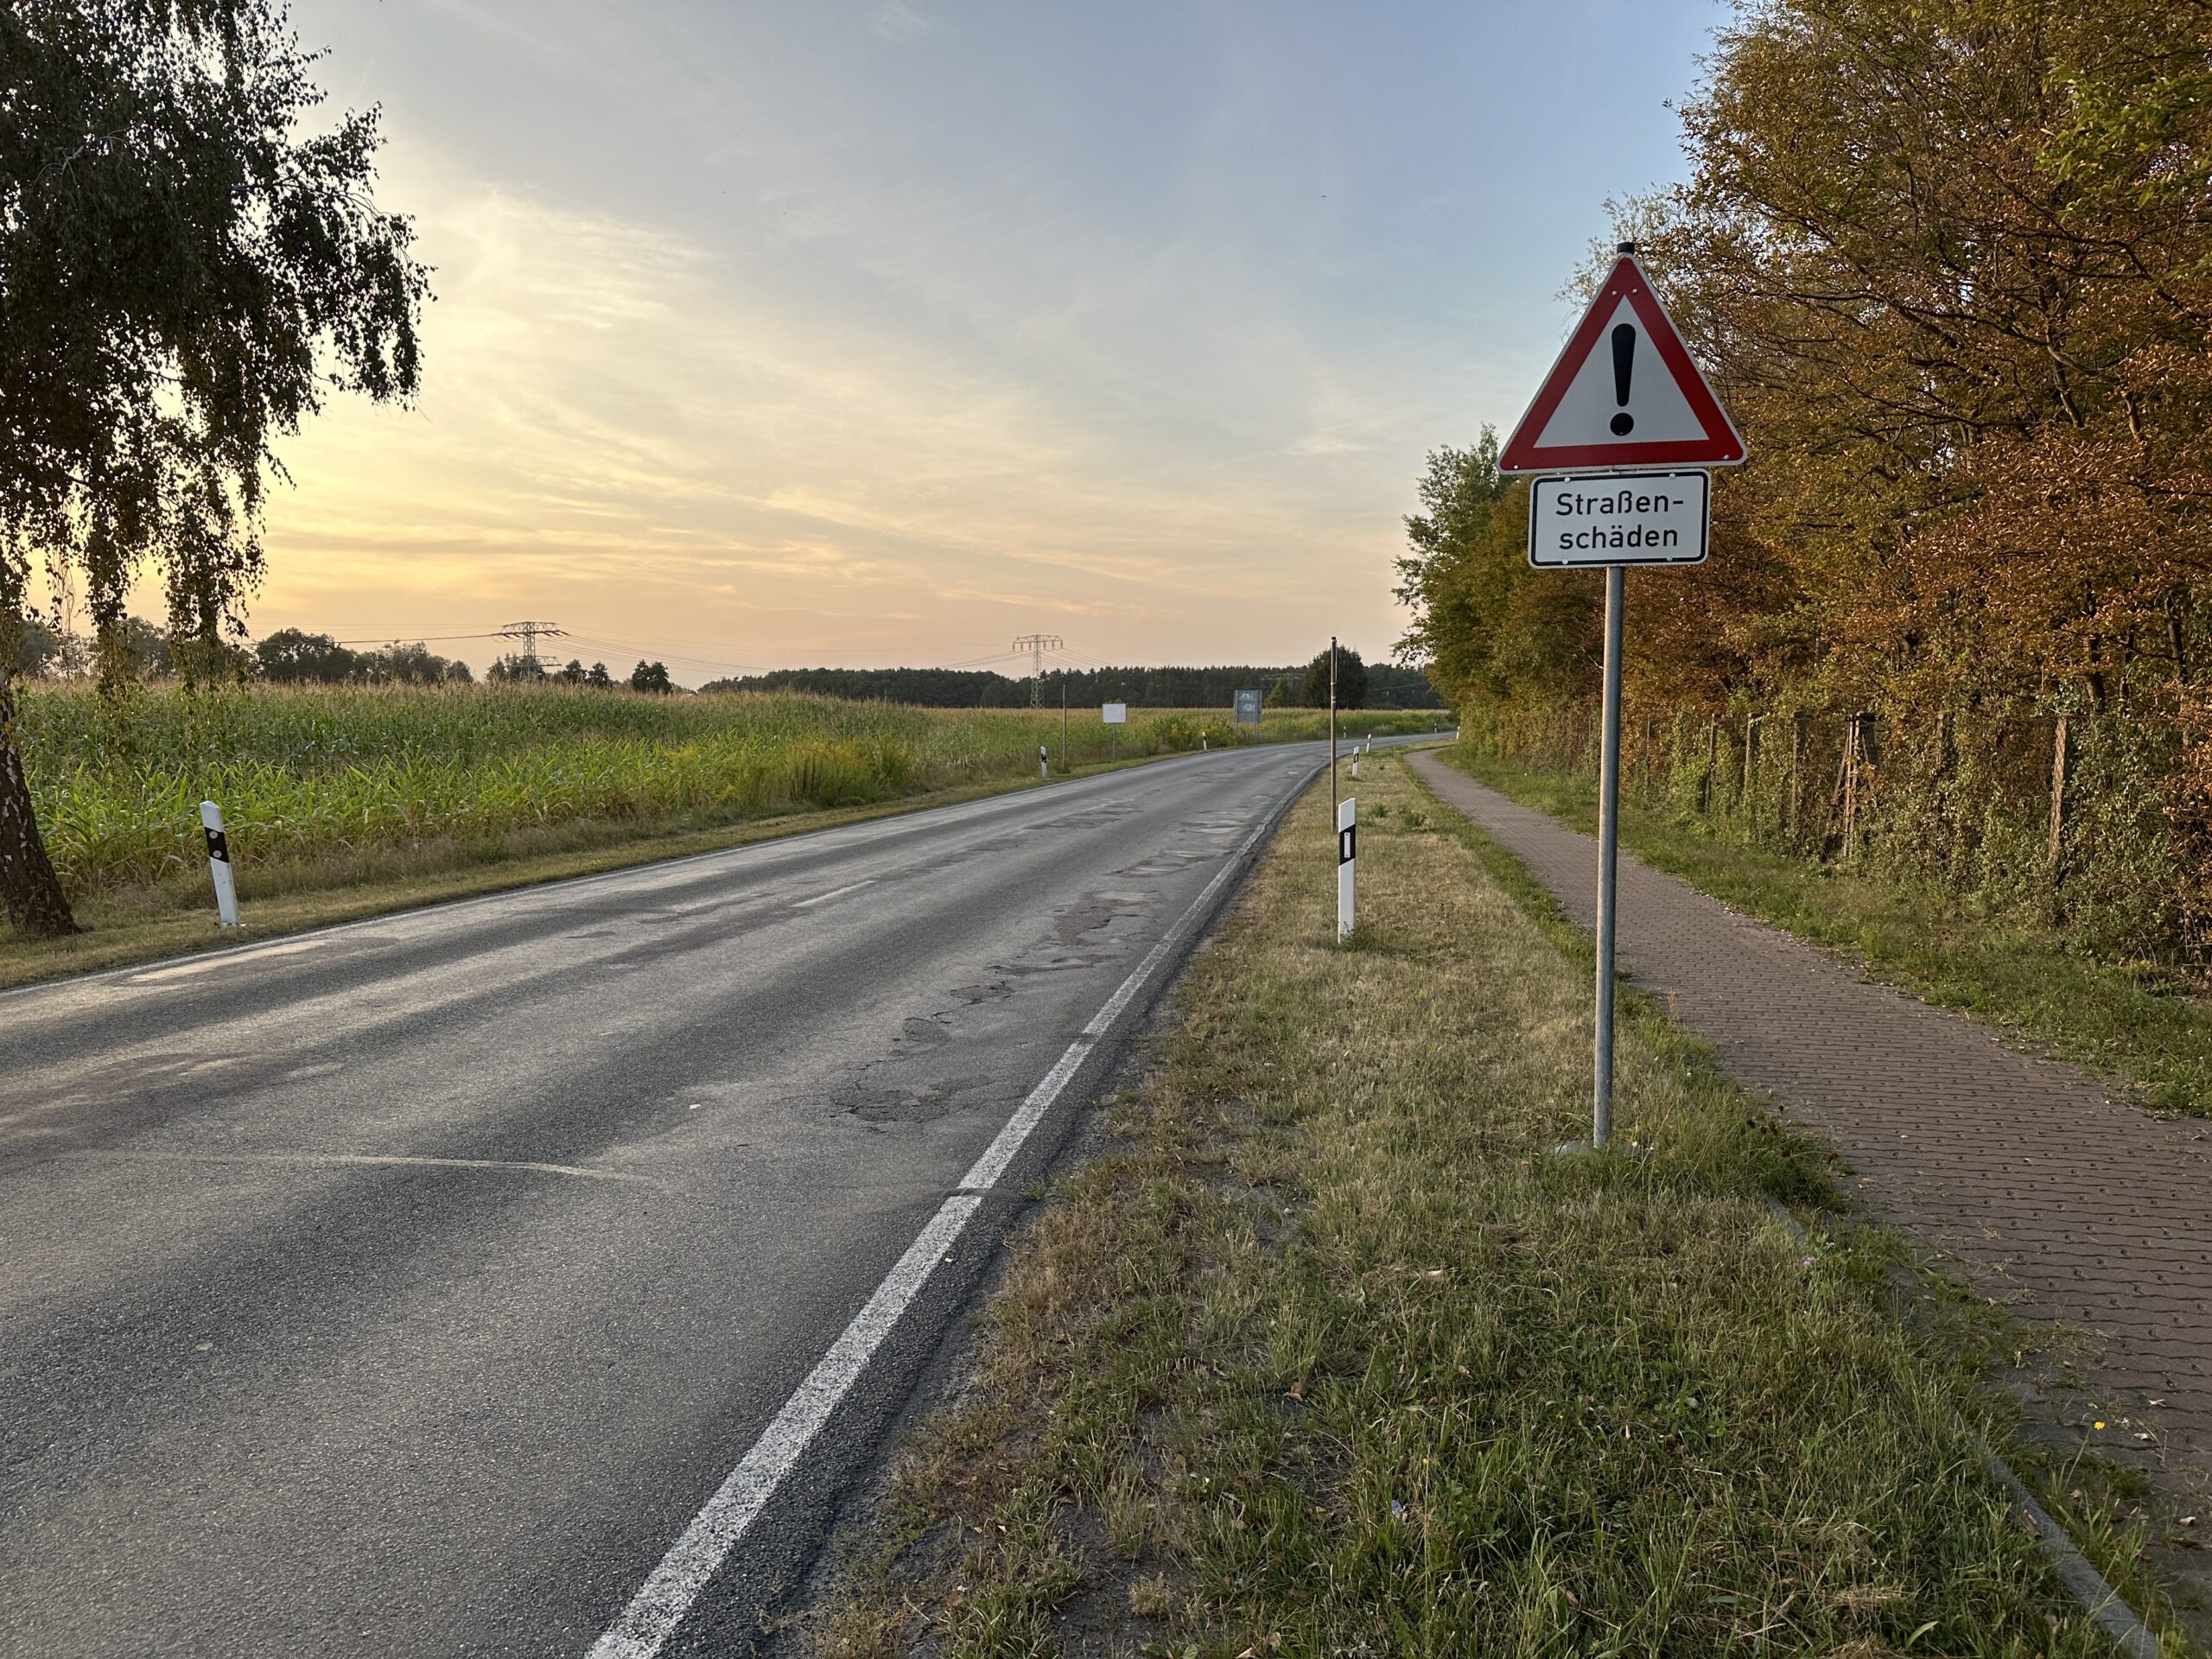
xmin=12 ymin=682 xmax=1432 ymax=899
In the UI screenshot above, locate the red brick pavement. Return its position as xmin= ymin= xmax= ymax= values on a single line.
xmin=1411 ymin=753 xmax=2212 ymax=1520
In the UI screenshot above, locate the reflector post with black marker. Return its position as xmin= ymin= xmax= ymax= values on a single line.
xmin=200 ymin=799 xmax=239 ymax=928
xmin=1337 ymin=796 xmax=1356 ymax=943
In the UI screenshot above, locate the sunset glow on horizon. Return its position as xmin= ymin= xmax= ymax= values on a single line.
xmin=135 ymin=1 xmax=1726 ymax=685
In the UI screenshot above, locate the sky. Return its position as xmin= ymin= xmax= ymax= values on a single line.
xmin=215 ymin=0 xmax=1730 ymax=684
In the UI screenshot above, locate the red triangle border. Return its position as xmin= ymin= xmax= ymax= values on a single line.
xmin=1497 ymin=256 xmax=1745 ymax=474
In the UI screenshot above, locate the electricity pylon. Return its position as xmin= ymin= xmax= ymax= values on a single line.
xmin=1012 ymin=634 xmax=1063 ymax=708
xmin=494 ymin=620 xmax=568 ymax=675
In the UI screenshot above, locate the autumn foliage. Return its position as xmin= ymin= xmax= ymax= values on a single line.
xmin=1399 ymin=0 xmax=2212 ymax=958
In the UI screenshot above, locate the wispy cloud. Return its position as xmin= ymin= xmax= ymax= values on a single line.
xmin=228 ymin=0 xmax=1727 ymax=679
xmin=248 ymin=141 xmax=1425 ymax=674
xmin=866 ymin=2 xmax=938 ymax=42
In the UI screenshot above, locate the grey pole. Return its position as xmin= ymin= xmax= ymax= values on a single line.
xmin=1593 ymin=564 xmax=1625 ymax=1146
xmin=1328 ymin=636 xmax=1338 ymax=810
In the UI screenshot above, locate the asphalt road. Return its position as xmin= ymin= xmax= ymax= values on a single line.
xmin=0 ymin=737 xmax=1426 ymax=1656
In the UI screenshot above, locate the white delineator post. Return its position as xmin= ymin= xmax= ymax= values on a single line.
xmin=1337 ymin=796 xmax=1356 ymax=943
xmin=1038 ymin=745 xmax=1048 ymax=779
xmin=200 ymin=799 xmax=239 ymax=927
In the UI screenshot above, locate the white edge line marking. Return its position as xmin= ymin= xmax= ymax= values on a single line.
xmin=583 ymin=774 xmax=1306 ymax=1659
xmin=791 ymin=879 xmax=875 ymax=908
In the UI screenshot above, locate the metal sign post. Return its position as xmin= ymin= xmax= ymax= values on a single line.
xmin=1497 ymin=241 xmax=1746 ymax=1149
xmin=1592 ymin=567 xmax=1624 ymax=1141
xmin=1328 ymin=636 xmax=1338 ymax=813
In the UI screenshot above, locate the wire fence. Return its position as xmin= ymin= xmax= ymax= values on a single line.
xmin=1469 ymin=702 xmax=2194 ymax=963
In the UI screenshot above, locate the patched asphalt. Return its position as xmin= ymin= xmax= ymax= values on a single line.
xmin=0 ymin=739 xmax=1434 ymax=1657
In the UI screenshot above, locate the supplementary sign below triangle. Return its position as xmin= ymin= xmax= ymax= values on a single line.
xmin=1497 ymin=253 xmax=1745 ymax=474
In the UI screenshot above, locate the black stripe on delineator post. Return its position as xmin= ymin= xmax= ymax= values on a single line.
xmin=203 ymin=827 xmax=230 ymax=864
xmin=1338 ymin=826 xmax=1356 ymax=865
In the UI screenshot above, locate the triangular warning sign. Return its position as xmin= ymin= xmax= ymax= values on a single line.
xmin=1497 ymin=254 xmax=1745 ymax=474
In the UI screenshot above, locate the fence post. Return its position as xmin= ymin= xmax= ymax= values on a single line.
xmin=1842 ymin=715 xmax=1862 ymax=861
xmin=1788 ymin=711 xmax=1805 ymax=840
xmin=1743 ymin=713 xmax=1758 ymax=827
xmin=1700 ymin=721 xmax=1718 ymax=815
xmin=2049 ymin=712 xmax=2069 ymax=888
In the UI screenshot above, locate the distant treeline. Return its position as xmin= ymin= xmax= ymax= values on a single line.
xmin=15 ymin=620 xmax=680 ymax=695
xmin=12 ymin=619 xmax=476 ymax=686
xmin=698 ymin=661 xmax=1440 ymax=709
xmin=20 ymin=617 xmax=1441 ymax=710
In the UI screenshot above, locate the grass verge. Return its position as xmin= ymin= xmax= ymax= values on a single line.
xmin=807 ymin=754 xmax=2174 ymax=1658
xmin=1440 ymin=747 xmax=2212 ymax=1122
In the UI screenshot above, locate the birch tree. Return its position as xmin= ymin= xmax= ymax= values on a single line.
xmin=0 ymin=0 xmax=427 ymax=934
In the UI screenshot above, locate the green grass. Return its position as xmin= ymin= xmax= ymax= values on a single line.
xmin=1442 ymin=747 xmax=2212 ymax=1122
xmin=808 ymin=755 xmax=2174 ymax=1659
xmin=1 ymin=682 xmax=1446 ymax=976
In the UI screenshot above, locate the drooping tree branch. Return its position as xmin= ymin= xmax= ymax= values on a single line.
xmin=0 ymin=0 xmax=429 ymax=933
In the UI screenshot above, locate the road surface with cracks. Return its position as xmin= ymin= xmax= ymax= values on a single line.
xmin=0 ymin=738 xmax=1437 ymax=1656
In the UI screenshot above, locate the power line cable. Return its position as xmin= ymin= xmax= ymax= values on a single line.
xmin=571 ymin=631 xmax=1020 ymax=666
xmin=330 ymin=632 xmax=511 ymax=645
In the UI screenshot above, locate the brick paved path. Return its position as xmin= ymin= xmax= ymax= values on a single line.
xmin=1411 ymin=753 xmax=2212 ymax=1514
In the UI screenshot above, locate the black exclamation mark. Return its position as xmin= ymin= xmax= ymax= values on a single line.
xmin=1610 ymin=323 xmax=1636 ymax=436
